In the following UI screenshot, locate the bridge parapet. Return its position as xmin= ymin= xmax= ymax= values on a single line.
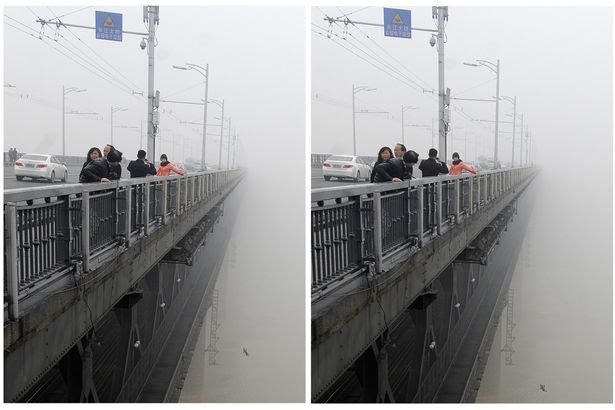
xmin=4 ymin=169 xmax=243 ymax=321
xmin=311 ymin=167 xmax=535 ymax=298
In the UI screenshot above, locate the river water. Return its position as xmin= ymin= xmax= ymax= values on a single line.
xmin=178 ymin=172 xmax=305 ymax=403
xmin=476 ymin=173 xmax=612 ymax=403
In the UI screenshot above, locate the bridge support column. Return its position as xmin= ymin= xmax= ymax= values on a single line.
xmin=353 ymin=337 xmax=395 ymax=402
xmin=58 ymin=330 xmax=100 ymax=402
xmin=113 ymin=289 xmax=144 ymax=389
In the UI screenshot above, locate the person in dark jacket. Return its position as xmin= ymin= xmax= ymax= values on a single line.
xmin=127 ymin=149 xmax=156 ymax=178
xmin=103 ymin=144 xmax=123 ymax=180
xmin=79 ymin=150 xmax=121 ymax=183
xmin=373 ymin=150 xmax=419 ymax=182
xmin=419 ymin=148 xmax=449 ymax=177
xmin=370 ymin=146 xmax=394 ymax=183
xmin=82 ymin=147 xmax=102 ymax=169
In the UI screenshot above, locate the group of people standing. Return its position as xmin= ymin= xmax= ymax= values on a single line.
xmin=371 ymin=143 xmax=478 ymax=183
xmin=79 ymin=144 xmax=186 ymax=183
xmin=7 ymin=147 xmax=19 ymax=163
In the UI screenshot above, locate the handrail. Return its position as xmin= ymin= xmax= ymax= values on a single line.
xmin=311 ymin=166 xmax=536 ymax=296
xmin=3 ymin=169 xmax=244 ymax=321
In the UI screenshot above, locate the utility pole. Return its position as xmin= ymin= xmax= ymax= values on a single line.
xmin=62 ymin=86 xmax=86 ymax=156
xmin=145 ymin=6 xmax=159 ymax=163
xmin=218 ymin=99 xmax=225 ymax=169
xmin=352 ymin=84 xmax=356 ymax=155
xmin=494 ymin=59 xmax=500 ymax=167
xmin=110 ymin=106 xmax=127 ymax=146
xmin=435 ymin=6 xmax=449 ymax=161
xmin=202 ymin=64 xmax=209 ymax=171
xmin=232 ymin=131 xmax=237 ymax=168
xmin=226 ymin=119 xmax=232 ymax=169
xmin=511 ymin=96 xmax=516 ymax=167
xmin=401 ymin=105 xmax=418 ymax=146
xmin=519 ymin=114 xmax=524 ymax=166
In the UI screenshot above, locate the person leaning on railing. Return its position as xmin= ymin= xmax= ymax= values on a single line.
xmin=79 ymin=150 xmax=122 ymax=183
xmin=449 ymin=152 xmax=478 ymax=175
xmin=373 ymin=150 xmax=419 ymax=182
xmin=156 ymin=154 xmax=186 ymax=176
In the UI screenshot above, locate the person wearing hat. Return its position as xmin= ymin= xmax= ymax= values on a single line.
xmin=373 ymin=150 xmax=419 ymax=182
xmin=127 ymin=149 xmax=157 ymax=178
xmin=156 ymin=154 xmax=186 ymax=176
xmin=449 ymin=152 xmax=478 ymax=175
xmin=79 ymin=149 xmax=121 ymax=183
xmin=103 ymin=144 xmax=123 ymax=180
xmin=419 ymin=148 xmax=449 ymax=177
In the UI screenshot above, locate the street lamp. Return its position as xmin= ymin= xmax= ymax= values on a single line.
xmin=500 ymin=95 xmax=517 ymax=167
xmin=209 ymin=98 xmax=225 ymax=169
xmin=173 ymin=62 xmax=209 ymax=171
xmin=110 ymin=106 xmax=127 ymax=146
xmin=352 ymin=84 xmax=376 ymax=156
xmin=401 ymin=105 xmax=419 ymax=146
xmin=463 ymin=59 xmax=500 ymax=167
xmin=62 ymin=86 xmax=86 ymax=156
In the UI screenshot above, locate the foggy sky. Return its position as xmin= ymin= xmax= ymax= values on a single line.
xmin=4 ymin=6 xmax=305 ymax=172
xmin=312 ymin=6 xmax=612 ymax=167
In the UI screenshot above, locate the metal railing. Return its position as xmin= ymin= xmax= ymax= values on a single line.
xmin=4 ymin=169 xmax=243 ymax=320
xmin=311 ymin=167 xmax=535 ymax=295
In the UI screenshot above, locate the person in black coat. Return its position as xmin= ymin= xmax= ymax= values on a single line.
xmin=79 ymin=150 xmax=122 ymax=183
xmin=373 ymin=150 xmax=419 ymax=182
xmin=370 ymin=146 xmax=394 ymax=183
xmin=103 ymin=144 xmax=123 ymax=180
xmin=419 ymin=148 xmax=449 ymax=177
xmin=82 ymin=147 xmax=103 ymax=169
xmin=127 ymin=149 xmax=157 ymax=178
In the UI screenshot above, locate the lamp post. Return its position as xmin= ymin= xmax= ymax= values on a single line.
xmin=226 ymin=118 xmax=232 ymax=169
xmin=401 ymin=105 xmax=419 ymax=146
xmin=209 ymin=98 xmax=225 ymax=169
xmin=110 ymin=106 xmax=127 ymax=146
xmin=172 ymin=63 xmax=209 ymax=171
xmin=352 ymin=84 xmax=376 ymax=156
xmin=62 ymin=86 xmax=86 ymax=156
xmin=463 ymin=59 xmax=500 ymax=167
xmin=500 ymin=96 xmax=516 ymax=167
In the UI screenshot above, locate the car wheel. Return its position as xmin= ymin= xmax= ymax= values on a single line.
xmin=62 ymin=171 xmax=68 ymax=182
xmin=49 ymin=170 xmax=55 ymax=183
xmin=354 ymin=171 xmax=360 ymax=182
xmin=16 ymin=176 xmax=23 ymax=181
xmin=324 ymin=175 xmax=331 ymax=181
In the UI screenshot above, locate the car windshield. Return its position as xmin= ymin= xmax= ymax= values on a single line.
xmin=328 ymin=156 xmax=353 ymax=162
xmin=20 ymin=155 xmax=48 ymax=161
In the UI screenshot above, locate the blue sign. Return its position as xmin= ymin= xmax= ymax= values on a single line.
xmin=95 ymin=11 xmax=122 ymax=42
xmin=383 ymin=8 xmax=411 ymax=39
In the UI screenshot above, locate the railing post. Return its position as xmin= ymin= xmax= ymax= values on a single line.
xmin=184 ymin=176 xmax=189 ymax=211
xmin=6 ymin=202 xmax=20 ymax=320
xmin=436 ymin=180 xmax=442 ymax=235
xmin=469 ymin=176 xmax=474 ymax=215
xmin=176 ymin=177 xmax=182 ymax=215
xmin=476 ymin=175 xmax=481 ymax=210
xmin=125 ymin=185 xmax=132 ymax=248
xmin=191 ymin=176 xmax=195 ymax=207
xmin=373 ymin=192 xmax=383 ymax=274
xmin=144 ymin=181 xmax=151 ymax=235
xmin=454 ymin=179 xmax=460 ymax=224
xmin=82 ymin=191 xmax=90 ymax=273
xmin=162 ymin=180 xmax=168 ymax=225
xmin=417 ymin=185 xmax=424 ymax=247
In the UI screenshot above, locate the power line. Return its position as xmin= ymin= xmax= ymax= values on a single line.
xmin=4 ymin=16 xmax=140 ymax=98
xmin=46 ymin=6 xmax=146 ymax=96
xmin=335 ymin=6 xmax=434 ymax=91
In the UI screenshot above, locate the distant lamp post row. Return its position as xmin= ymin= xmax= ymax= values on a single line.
xmin=463 ymin=59 xmax=500 ymax=167
xmin=173 ymin=62 xmax=209 ymax=171
xmin=352 ymin=84 xmax=376 ymax=156
xmin=62 ymin=86 xmax=86 ymax=157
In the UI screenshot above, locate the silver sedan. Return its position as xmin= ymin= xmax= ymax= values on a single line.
xmin=14 ymin=154 xmax=69 ymax=182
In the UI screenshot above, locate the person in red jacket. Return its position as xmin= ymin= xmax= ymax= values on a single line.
xmin=156 ymin=154 xmax=186 ymax=176
xmin=449 ymin=152 xmax=478 ymax=175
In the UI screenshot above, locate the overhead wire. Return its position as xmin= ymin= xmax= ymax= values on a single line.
xmin=4 ymin=15 xmax=139 ymax=99
xmin=335 ymin=6 xmax=434 ymax=91
xmin=46 ymin=6 xmax=146 ymax=97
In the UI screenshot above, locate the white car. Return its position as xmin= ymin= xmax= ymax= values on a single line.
xmin=322 ymin=155 xmax=371 ymax=182
xmin=15 ymin=154 xmax=68 ymax=182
